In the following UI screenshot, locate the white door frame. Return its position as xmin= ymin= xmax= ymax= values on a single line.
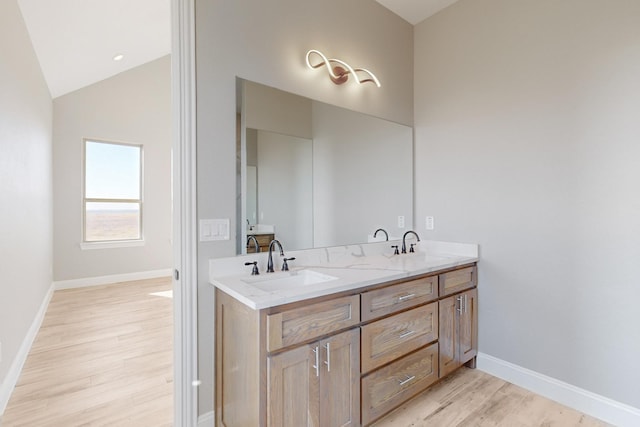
xmin=171 ymin=0 xmax=198 ymax=425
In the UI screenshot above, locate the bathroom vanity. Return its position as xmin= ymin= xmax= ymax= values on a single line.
xmin=210 ymin=240 xmax=478 ymax=426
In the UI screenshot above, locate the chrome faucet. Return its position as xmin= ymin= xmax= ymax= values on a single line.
xmin=246 ymin=235 xmax=260 ymax=253
xmin=373 ymin=228 xmax=389 ymax=241
xmin=266 ymin=239 xmax=285 ymax=273
xmin=401 ymin=230 xmax=420 ymax=254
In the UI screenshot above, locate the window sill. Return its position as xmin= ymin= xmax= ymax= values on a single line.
xmin=81 ymin=239 xmax=145 ymax=250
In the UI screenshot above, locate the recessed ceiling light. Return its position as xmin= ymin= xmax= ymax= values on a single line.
xmin=113 ymin=54 xmax=124 ymax=61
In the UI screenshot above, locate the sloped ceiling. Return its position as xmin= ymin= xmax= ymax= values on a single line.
xmin=375 ymin=0 xmax=460 ymax=25
xmin=16 ymin=0 xmax=456 ymax=99
xmin=17 ymin=0 xmax=170 ymax=98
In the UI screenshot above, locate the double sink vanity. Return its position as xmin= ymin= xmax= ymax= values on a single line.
xmin=210 ymin=238 xmax=479 ymax=426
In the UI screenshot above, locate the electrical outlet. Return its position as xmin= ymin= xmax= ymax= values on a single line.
xmin=398 ymin=215 xmax=405 ymax=228
xmin=426 ymin=216 xmax=434 ymax=230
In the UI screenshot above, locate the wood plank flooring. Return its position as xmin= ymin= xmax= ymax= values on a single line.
xmin=372 ymin=366 xmax=610 ymax=427
xmin=1 ymin=277 xmax=173 ymax=427
xmin=2 ymin=276 xmax=609 ymax=426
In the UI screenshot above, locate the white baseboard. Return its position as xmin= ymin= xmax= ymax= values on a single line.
xmin=477 ymin=352 xmax=640 ymax=427
xmin=54 ymin=269 xmax=173 ymax=290
xmin=197 ymin=411 xmax=214 ymax=426
xmin=0 ymin=282 xmax=55 ymax=416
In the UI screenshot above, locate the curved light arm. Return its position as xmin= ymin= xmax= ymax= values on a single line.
xmin=305 ymin=49 xmax=380 ymax=87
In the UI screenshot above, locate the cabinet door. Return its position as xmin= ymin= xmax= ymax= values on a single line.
xmin=268 ymin=344 xmax=320 ymax=427
xmin=438 ymin=295 xmax=459 ymax=377
xmin=319 ymin=329 xmax=360 ymax=427
xmin=458 ymin=288 xmax=478 ymax=365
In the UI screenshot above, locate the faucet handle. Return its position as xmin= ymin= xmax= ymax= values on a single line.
xmin=244 ymin=261 xmax=259 ymax=275
xmin=282 ymin=257 xmax=296 ymax=271
xmin=391 ymin=245 xmax=399 ymax=255
xmin=410 ymin=243 xmax=416 ymax=253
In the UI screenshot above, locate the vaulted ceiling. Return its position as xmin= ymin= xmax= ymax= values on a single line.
xmin=17 ymin=0 xmax=458 ymax=99
xmin=17 ymin=0 xmax=170 ymax=98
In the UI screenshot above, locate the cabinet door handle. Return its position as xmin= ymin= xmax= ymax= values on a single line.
xmin=312 ymin=346 xmax=320 ymax=377
xmin=397 ymin=293 xmax=416 ymax=302
xmin=398 ymin=375 xmax=416 ymax=386
xmin=456 ymin=295 xmax=463 ymax=314
xmin=399 ymin=330 xmax=415 ymax=339
xmin=324 ymin=342 xmax=331 ymax=372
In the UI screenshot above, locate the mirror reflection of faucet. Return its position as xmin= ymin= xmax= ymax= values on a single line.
xmin=373 ymin=228 xmax=389 ymax=241
xmin=246 ymin=235 xmax=260 ymax=253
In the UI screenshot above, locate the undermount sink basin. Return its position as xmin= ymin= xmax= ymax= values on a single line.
xmin=242 ymin=269 xmax=338 ymax=292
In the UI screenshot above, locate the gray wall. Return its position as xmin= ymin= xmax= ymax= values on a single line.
xmin=257 ymin=131 xmax=313 ymax=249
xmin=0 ymin=0 xmax=53 ymax=410
xmin=52 ymin=56 xmax=172 ymax=281
xmin=195 ymin=0 xmax=413 ymax=415
xmin=312 ymin=101 xmax=413 ymax=246
xmin=414 ymin=0 xmax=640 ymax=409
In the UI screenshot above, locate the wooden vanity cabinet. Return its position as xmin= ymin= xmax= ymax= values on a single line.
xmin=267 ymin=328 xmax=360 ymax=427
xmin=216 ymin=290 xmax=360 ymax=427
xmin=215 ymin=263 xmax=478 ymax=427
xmin=439 ymin=287 xmax=478 ymax=378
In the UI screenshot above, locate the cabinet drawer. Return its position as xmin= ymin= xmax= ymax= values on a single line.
xmin=267 ymin=294 xmax=360 ymax=352
xmin=361 ymin=275 xmax=437 ymax=322
xmin=362 ymin=342 xmax=439 ymax=426
xmin=361 ymin=302 xmax=438 ymax=373
xmin=439 ymin=265 xmax=477 ymax=297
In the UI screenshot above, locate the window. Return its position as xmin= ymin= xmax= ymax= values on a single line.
xmin=83 ymin=140 xmax=143 ymax=243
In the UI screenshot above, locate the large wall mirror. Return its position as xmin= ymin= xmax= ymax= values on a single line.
xmin=237 ymin=79 xmax=413 ymax=254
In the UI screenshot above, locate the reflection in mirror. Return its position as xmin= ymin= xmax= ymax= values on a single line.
xmin=247 ymin=128 xmax=313 ymax=250
xmin=237 ymin=79 xmax=413 ymax=254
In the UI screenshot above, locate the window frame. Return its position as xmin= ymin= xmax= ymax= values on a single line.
xmin=82 ymin=138 xmax=144 ymax=247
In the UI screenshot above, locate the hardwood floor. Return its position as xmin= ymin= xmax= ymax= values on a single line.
xmin=2 ymin=277 xmax=173 ymax=427
xmin=372 ymin=366 xmax=610 ymax=427
xmin=2 ymin=277 xmax=608 ymax=426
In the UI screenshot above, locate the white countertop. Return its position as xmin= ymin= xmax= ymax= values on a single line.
xmin=209 ymin=240 xmax=478 ymax=310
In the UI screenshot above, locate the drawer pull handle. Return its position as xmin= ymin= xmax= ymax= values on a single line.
xmin=397 ymin=293 xmax=416 ymax=302
xmin=399 ymin=330 xmax=415 ymax=339
xmin=398 ymin=375 xmax=416 ymax=386
xmin=312 ymin=346 xmax=320 ymax=377
xmin=324 ymin=342 xmax=331 ymax=372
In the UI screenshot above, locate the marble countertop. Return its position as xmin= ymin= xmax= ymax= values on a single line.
xmin=209 ymin=240 xmax=478 ymax=310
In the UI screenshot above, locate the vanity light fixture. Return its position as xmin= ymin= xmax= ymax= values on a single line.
xmin=305 ymin=49 xmax=381 ymax=87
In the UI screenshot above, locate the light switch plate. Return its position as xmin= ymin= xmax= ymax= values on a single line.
xmin=200 ymin=219 xmax=230 ymax=241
